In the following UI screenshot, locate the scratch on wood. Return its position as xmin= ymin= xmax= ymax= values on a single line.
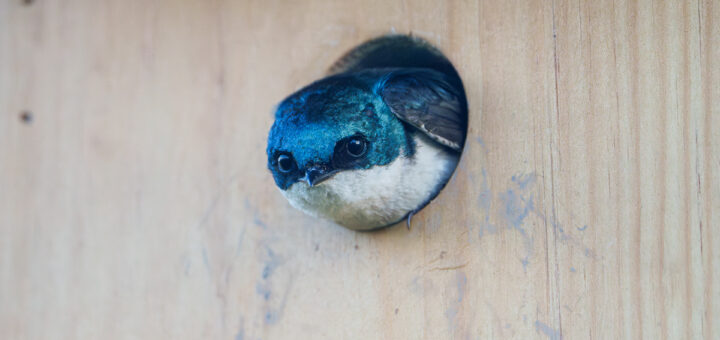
xmin=429 ymin=262 xmax=469 ymax=272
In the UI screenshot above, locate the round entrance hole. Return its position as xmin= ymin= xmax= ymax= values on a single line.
xmin=267 ymin=34 xmax=468 ymax=231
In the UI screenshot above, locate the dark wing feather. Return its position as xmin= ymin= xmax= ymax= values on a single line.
xmin=378 ymin=69 xmax=466 ymax=151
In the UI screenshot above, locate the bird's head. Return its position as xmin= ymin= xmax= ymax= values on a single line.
xmin=266 ymin=74 xmax=408 ymax=191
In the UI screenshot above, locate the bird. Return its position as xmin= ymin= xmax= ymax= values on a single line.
xmin=266 ymin=67 xmax=466 ymax=231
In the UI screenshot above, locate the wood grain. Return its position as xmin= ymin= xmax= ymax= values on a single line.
xmin=1 ymin=0 xmax=718 ymax=339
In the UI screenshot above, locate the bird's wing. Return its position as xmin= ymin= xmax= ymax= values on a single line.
xmin=377 ymin=69 xmax=466 ymax=151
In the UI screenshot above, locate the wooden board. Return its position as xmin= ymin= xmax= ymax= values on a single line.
xmin=1 ymin=0 xmax=718 ymax=338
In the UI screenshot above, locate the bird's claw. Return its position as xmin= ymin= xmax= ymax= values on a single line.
xmin=406 ymin=211 xmax=416 ymax=230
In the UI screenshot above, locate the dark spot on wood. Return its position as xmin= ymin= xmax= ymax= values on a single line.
xmin=314 ymin=244 xmax=319 ymax=251
xmin=395 ymin=308 xmax=399 ymax=315
xmin=20 ymin=111 xmax=33 ymax=124
xmin=22 ymin=0 xmax=33 ymax=5
xmin=354 ymin=244 xmax=359 ymax=250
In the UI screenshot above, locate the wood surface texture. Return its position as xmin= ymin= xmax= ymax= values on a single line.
xmin=1 ymin=0 xmax=718 ymax=339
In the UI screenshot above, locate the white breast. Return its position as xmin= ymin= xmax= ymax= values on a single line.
xmin=281 ymin=134 xmax=459 ymax=230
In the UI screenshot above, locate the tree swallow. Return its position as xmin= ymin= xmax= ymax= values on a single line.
xmin=267 ymin=68 xmax=466 ymax=230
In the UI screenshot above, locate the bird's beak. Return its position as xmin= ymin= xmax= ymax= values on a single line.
xmin=300 ymin=166 xmax=337 ymax=187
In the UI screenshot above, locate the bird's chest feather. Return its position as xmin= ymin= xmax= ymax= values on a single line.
xmin=281 ymin=134 xmax=458 ymax=230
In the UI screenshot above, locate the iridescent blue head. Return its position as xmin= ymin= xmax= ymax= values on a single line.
xmin=267 ymin=73 xmax=411 ymax=190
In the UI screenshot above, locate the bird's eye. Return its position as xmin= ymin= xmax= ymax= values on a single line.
xmin=332 ymin=134 xmax=369 ymax=168
xmin=346 ymin=138 xmax=367 ymax=157
xmin=276 ymin=154 xmax=295 ymax=173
